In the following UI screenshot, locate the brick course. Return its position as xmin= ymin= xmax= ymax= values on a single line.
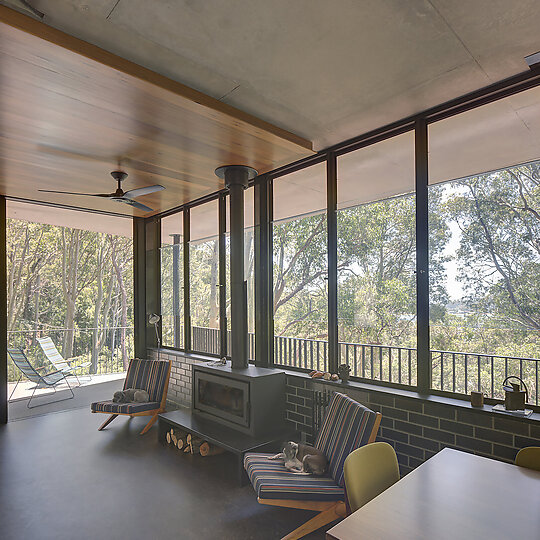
xmin=282 ymin=373 xmax=540 ymax=476
xmin=150 ymin=350 xmax=540 ymax=476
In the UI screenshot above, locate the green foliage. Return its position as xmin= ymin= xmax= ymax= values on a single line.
xmin=7 ymin=218 xmax=133 ymax=381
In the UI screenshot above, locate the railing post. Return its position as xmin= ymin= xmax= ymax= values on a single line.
xmin=415 ymin=118 xmax=431 ymax=393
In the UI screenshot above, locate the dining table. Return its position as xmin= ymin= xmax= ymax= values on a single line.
xmin=326 ymin=447 xmax=540 ymax=539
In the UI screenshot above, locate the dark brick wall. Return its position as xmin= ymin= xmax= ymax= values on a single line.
xmin=285 ymin=374 xmax=540 ymax=475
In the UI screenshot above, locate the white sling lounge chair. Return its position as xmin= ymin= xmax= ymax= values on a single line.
xmin=37 ymin=336 xmax=91 ymax=386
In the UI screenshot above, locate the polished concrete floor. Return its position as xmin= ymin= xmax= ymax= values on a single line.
xmin=0 ymin=407 xmax=331 ymax=540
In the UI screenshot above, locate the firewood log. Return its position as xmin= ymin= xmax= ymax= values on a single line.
xmin=166 ymin=432 xmax=171 ymax=444
xmin=188 ymin=436 xmax=204 ymax=454
xmin=200 ymin=442 xmax=225 ymax=457
xmin=176 ymin=438 xmax=184 ymax=450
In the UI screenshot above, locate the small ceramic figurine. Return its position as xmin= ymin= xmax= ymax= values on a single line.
xmin=338 ymin=363 xmax=351 ymax=382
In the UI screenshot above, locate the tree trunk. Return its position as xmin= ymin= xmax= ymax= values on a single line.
xmin=91 ymin=239 xmax=106 ymax=374
xmin=62 ymin=229 xmax=80 ymax=359
xmin=109 ymin=237 xmax=129 ymax=370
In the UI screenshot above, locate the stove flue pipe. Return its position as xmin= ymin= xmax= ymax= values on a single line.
xmin=215 ymin=165 xmax=257 ymax=369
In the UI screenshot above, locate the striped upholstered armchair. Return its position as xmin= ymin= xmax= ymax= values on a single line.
xmin=244 ymin=392 xmax=381 ymax=540
xmin=91 ymin=358 xmax=171 ymax=435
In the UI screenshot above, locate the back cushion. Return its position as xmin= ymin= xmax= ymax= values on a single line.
xmin=315 ymin=392 xmax=377 ymax=486
xmin=124 ymin=358 xmax=169 ymax=402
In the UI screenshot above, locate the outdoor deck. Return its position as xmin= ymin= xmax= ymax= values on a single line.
xmin=7 ymin=373 xmax=125 ymax=421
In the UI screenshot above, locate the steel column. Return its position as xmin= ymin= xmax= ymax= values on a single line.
xmin=145 ymin=218 xmax=161 ymax=349
xmin=216 ymin=165 xmax=257 ymax=369
xmin=218 ymin=194 xmax=227 ymax=357
xmin=327 ymin=154 xmax=338 ymax=374
xmin=254 ymin=175 xmax=272 ymax=367
xmin=133 ymin=217 xmax=147 ymax=358
xmin=171 ymin=233 xmax=182 ymax=348
xmin=0 ymin=197 xmax=6 ymax=423
xmin=183 ymin=209 xmax=191 ymax=351
xmin=415 ymin=119 xmax=430 ymax=393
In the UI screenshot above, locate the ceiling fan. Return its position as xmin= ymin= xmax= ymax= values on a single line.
xmin=39 ymin=171 xmax=165 ymax=213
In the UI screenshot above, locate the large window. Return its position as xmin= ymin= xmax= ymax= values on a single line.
xmin=155 ymin=78 xmax=540 ymax=406
xmin=161 ymin=212 xmax=183 ymax=348
xmin=337 ymin=132 xmax=417 ymax=384
xmin=429 ymin=85 xmax=540 ymax=404
xmin=272 ymin=163 xmax=328 ymax=371
xmin=190 ymin=200 xmax=220 ymax=355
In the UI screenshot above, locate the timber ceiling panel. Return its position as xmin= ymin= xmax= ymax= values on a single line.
xmin=0 ymin=7 xmax=313 ymax=217
xmin=11 ymin=0 xmax=540 ymax=150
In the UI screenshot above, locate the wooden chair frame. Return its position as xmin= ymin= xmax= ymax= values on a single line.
xmin=258 ymin=411 xmax=381 ymax=540
xmin=92 ymin=360 xmax=171 ymax=435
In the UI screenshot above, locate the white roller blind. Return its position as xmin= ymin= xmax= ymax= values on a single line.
xmin=337 ymin=131 xmax=415 ymax=210
xmin=272 ymin=162 xmax=326 ymax=222
xmin=429 ymin=85 xmax=540 ymax=185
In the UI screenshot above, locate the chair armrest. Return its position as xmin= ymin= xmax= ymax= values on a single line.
xmin=41 ymin=369 xmax=64 ymax=377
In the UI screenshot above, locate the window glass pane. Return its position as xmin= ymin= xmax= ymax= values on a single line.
xmin=338 ymin=132 xmax=416 ymax=384
xmin=429 ymin=86 xmax=540 ymax=405
xmin=160 ymin=212 xmax=183 ymax=348
xmin=272 ymin=163 xmax=328 ymax=371
xmin=190 ymin=200 xmax=220 ymax=354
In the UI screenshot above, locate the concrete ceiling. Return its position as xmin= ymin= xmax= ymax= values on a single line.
xmin=2 ymin=0 xmax=540 ymax=149
xmin=3 ymin=0 xmax=540 ymax=151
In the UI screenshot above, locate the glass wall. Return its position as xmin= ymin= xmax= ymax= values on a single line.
xmin=155 ymin=77 xmax=540 ymax=404
xmin=161 ymin=212 xmax=183 ymax=348
xmin=429 ymin=85 xmax=540 ymax=403
xmin=190 ymin=200 xmax=220 ymax=355
xmin=337 ymin=132 xmax=417 ymax=384
xmin=272 ymin=162 xmax=328 ymax=371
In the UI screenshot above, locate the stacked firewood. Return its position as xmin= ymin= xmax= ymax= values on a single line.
xmin=165 ymin=428 xmax=224 ymax=456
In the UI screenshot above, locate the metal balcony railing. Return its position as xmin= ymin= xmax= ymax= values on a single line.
xmin=163 ymin=325 xmax=540 ymax=405
xmin=431 ymin=350 xmax=539 ymax=405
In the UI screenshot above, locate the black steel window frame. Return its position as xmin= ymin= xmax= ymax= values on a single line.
xmin=151 ymin=67 xmax=540 ymax=403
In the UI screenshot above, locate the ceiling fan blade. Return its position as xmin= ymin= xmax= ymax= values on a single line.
xmin=124 ymin=199 xmax=154 ymax=213
xmin=123 ymin=185 xmax=165 ymax=199
xmin=38 ymin=189 xmax=111 ymax=197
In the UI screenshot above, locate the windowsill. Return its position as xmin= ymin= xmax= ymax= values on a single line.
xmin=281 ymin=368 xmax=540 ymax=424
xmin=150 ymin=347 xmax=217 ymax=364
xmin=151 ymin=348 xmax=540 ymax=424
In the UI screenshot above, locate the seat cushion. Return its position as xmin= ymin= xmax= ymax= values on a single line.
xmin=123 ymin=358 xmax=169 ymax=402
xmin=244 ymin=452 xmax=344 ymax=502
xmin=90 ymin=400 xmax=160 ymax=414
xmin=315 ymin=392 xmax=378 ymax=487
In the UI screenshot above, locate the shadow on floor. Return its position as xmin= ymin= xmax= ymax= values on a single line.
xmin=8 ymin=378 xmax=124 ymax=421
xmin=0 ymin=408 xmax=333 ymax=540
